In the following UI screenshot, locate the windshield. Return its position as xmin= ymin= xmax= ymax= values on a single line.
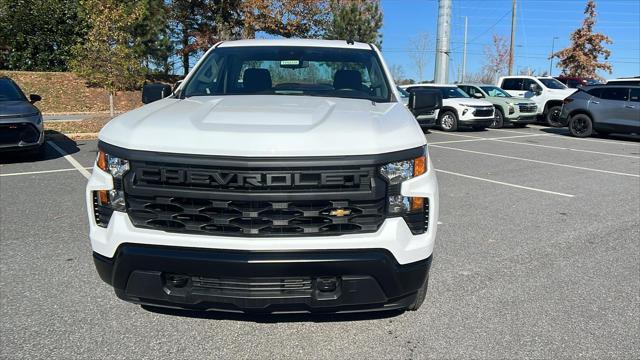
xmin=480 ymin=86 xmax=512 ymax=97
xmin=539 ymin=78 xmax=567 ymax=89
xmin=0 ymin=79 xmax=27 ymax=101
xmin=436 ymin=87 xmax=470 ymax=99
xmin=183 ymin=46 xmax=391 ymax=102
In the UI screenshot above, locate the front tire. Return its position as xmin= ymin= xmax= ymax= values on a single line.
xmin=568 ymin=114 xmax=593 ymax=137
xmin=407 ymin=274 xmax=429 ymax=311
xmin=438 ymin=110 xmax=458 ymax=132
xmin=490 ymin=108 xmax=504 ymax=129
xmin=545 ymin=105 xmax=563 ymax=127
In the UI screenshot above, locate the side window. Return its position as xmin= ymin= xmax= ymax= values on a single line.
xmin=501 ymin=78 xmax=523 ymax=90
xmin=458 ymin=86 xmax=470 ymax=96
xmin=601 ymin=87 xmax=629 ymax=101
xmin=587 ymin=88 xmax=602 ymax=98
xmin=470 ymin=86 xmax=483 ymax=97
xmin=522 ymin=79 xmax=536 ymax=91
xmin=629 ymin=88 xmax=640 ymax=102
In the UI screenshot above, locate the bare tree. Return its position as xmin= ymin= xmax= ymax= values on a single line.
xmin=466 ymin=71 xmax=495 ymax=85
xmin=389 ymin=64 xmax=406 ymax=83
xmin=407 ymin=32 xmax=431 ymax=83
xmin=483 ymin=34 xmax=509 ymax=83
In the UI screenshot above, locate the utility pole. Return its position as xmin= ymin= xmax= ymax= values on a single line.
xmin=462 ymin=16 xmax=468 ymax=83
xmin=434 ymin=0 xmax=452 ymax=83
xmin=549 ymin=36 xmax=558 ymax=75
xmin=508 ymin=0 xmax=517 ymax=75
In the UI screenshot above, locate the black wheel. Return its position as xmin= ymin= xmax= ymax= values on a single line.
xmin=407 ymin=274 xmax=429 ymax=311
xmin=512 ymin=123 xmax=528 ymax=128
xmin=438 ymin=110 xmax=458 ymax=132
xmin=568 ymin=114 xmax=593 ymax=137
xmin=545 ymin=105 xmax=563 ymax=127
xmin=490 ymin=108 xmax=504 ymax=129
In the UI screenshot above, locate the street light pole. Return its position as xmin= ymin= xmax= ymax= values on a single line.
xmin=549 ymin=37 xmax=558 ymax=75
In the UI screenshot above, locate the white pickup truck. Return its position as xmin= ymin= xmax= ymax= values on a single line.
xmin=86 ymin=39 xmax=441 ymax=313
xmin=498 ymin=76 xmax=576 ymax=126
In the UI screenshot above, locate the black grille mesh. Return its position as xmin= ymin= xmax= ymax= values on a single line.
xmin=472 ymin=108 xmax=494 ymax=117
xmin=518 ymin=104 xmax=537 ymax=113
xmin=0 ymin=123 xmax=40 ymax=145
xmin=126 ymin=195 xmax=385 ymax=236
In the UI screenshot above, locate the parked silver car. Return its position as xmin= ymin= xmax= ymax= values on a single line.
xmin=559 ymin=85 xmax=640 ymax=137
xmin=0 ymin=77 xmax=44 ymax=155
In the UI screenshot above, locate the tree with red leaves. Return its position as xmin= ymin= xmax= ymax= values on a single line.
xmin=551 ymin=0 xmax=612 ymax=78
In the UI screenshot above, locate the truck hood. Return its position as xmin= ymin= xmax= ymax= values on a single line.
xmin=444 ymin=98 xmax=493 ymax=107
xmin=503 ymin=97 xmax=536 ymax=105
xmin=99 ymin=95 xmax=426 ymax=157
xmin=545 ymin=88 xmax=577 ymax=99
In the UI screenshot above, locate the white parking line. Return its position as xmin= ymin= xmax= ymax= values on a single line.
xmin=502 ymin=125 xmax=640 ymax=145
xmin=46 ymin=141 xmax=91 ymax=179
xmin=436 ymin=169 xmax=574 ymax=197
xmin=429 ymin=133 xmax=550 ymax=145
xmin=491 ymin=139 xmax=640 ymax=159
xmin=430 ymin=144 xmax=640 ymax=178
xmin=0 ymin=167 xmax=92 ymax=177
xmin=429 ymin=131 xmax=639 ymax=158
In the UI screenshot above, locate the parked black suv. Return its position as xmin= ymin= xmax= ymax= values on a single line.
xmin=559 ymin=85 xmax=640 ymax=137
xmin=0 ymin=77 xmax=45 ymax=155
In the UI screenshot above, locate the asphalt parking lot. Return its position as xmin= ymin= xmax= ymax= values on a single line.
xmin=1 ymin=125 xmax=639 ymax=359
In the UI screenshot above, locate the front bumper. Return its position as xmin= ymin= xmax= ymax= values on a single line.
xmin=94 ymin=245 xmax=432 ymax=313
xmin=508 ymin=115 xmax=537 ymax=124
xmin=0 ymin=121 xmax=44 ymax=152
xmin=458 ymin=117 xmax=494 ymax=127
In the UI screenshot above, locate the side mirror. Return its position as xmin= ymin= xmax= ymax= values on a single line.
xmin=29 ymin=94 xmax=41 ymax=103
xmin=529 ymin=83 xmax=542 ymax=94
xmin=408 ymin=89 xmax=442 ymax=117
xmin=173 ymin=80 xmax=184 ymax=93
xmin=473 ymin=92 xmax=483 ymax=99
xmin=142 ymin=83 xmax=173 ymax=104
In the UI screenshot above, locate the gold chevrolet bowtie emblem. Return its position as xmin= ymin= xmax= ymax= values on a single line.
xmin=329 ymin=209 xmax=351 ymax=217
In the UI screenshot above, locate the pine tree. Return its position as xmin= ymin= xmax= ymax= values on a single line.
xmin=551 ymin=0 xmax=613 ymax=78
xmin=324 ymin=0 xmax=383 ymax=48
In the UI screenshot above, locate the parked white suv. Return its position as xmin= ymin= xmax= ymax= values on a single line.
xmin=498 ymin=76 xmax=576 ymax=126
xmin=401 ymin=83 xmax=494 ymax=131
xmin=86 ymin=39 xmax=441 ymax=313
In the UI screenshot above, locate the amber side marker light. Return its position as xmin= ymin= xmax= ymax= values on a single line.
xmin=97 ymin=150 xmax=107 ymax=171
xmin=411 ymin=155 xmax=427 ymax=211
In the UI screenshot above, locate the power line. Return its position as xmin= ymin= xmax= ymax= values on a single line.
xmin=450 ymin=9 xmax=511 ymax=52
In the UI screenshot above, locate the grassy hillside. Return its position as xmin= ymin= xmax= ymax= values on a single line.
xmin=0 ymin=71 xmax=142 ymax=114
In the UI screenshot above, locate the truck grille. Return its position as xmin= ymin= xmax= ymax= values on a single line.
xmin=0 ymin=123 xmax=40 ymax=146
xmin=471 ymin=106 xmax=494 ymax=117
xmin=126 ymin=195 xmax=385 ymax=236
xmin=518 ymin=103 xmax=537 ymax=113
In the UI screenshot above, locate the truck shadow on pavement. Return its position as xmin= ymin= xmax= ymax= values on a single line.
xmin=141 ymin=305 xmax=405 ymax=323
xmin=0 ymin=131 xmax=81 ymax=164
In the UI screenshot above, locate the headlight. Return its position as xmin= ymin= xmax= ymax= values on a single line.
xmin=508 ymin=103 xmax=515 ymax=115
xmin=380 ymin=151 xmax=427 ymax=215
xmin=94 ymin=150 xmax=129 ymax=214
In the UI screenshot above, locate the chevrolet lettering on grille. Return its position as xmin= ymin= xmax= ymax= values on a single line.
xmin=135 ymin=168 xmax=370 ymax=189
